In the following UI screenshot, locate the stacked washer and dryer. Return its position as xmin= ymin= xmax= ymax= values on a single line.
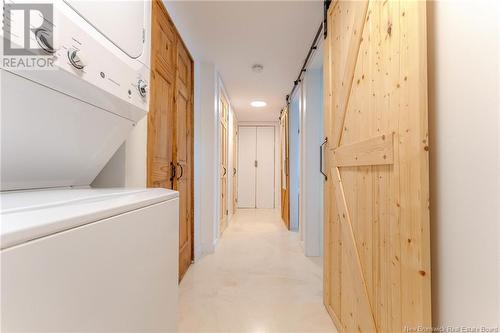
xmin=1 ymin=1 xmax=179 ymax=331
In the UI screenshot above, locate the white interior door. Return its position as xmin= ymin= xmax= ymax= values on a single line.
xmin=256 ymin=127 xmax=275 ymax=208
xmin=237 ymin=127 xmax=256 ymax=208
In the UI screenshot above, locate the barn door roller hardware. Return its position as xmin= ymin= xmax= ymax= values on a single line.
xmin=324 ymin=0 xmax=331 ymax=39
xmin=284 ymin=21 xmax=323 ymax=107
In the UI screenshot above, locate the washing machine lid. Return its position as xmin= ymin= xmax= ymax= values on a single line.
xmin=64 ymin=0 xmax=146 ymax=58
xmin=0 ymin=188 xmax=178 ymax=250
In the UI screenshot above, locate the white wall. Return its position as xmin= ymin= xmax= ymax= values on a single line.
xmin=198 ymin=62 xmax=218 ymax=255
xmin=92 ymin=116 xmax=147 ymax=188
xmin=300 ymin=67 xmax=324 ymax=257
xmin=428 ymin=0 xmax=500 ymax=327
xmin=237 ymin=121 xmax=281 ymax=210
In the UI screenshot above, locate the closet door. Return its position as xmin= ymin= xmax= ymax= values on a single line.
xmin=148 ymin=0 xmax=194 ymax=282
xmin=232 ymin=124 xmax=238 ymax=212
xmin=147 ymin=1 xmax=175 ymax=189
xmin=255 ymin=127 xmax=275 ymax=208
xmin=175 ymin=40 xmax=193 ymax=281
xmin=219 ymin=96 xmax=229 ymax=235
xmin=237 ymin=127 xmax=256 ymax=208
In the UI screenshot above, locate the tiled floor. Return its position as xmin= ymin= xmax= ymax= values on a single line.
xmin=178 ymin=209 xmax=337 ymax=333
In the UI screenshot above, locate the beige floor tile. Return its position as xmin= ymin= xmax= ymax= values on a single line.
xmin=178 ymin=209 xmax=337 ymax=333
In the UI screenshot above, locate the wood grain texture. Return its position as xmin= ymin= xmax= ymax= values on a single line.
xmin=333 ymin=133 xmax=394 ymax=167
xmin=280 ymin=107 xmax=290 ymax=229
xmin=323 ymin=1 xmax=431 ymax=332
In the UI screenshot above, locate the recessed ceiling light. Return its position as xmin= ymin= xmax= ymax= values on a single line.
xmin=251 ymin=64 xmax=264 ymax=73
xmin=251 ymin=101 xmax=266 ymax=108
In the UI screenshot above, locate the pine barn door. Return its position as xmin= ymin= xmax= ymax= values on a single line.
xmin=280 ymin=107 xmax=290 ymax=229
xmin=323 ymin=1 xmax=430 ymax=332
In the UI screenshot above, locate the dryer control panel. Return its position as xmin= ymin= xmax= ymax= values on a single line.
xmin=3 ymin=0 xmax=151 ymax=122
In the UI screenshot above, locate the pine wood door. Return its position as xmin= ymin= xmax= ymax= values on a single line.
xmin=323 ymin=1 xmax=430 ymax=332
xmin=280 ymin=107 xmax=290 ymax=229
xmin=219 ymin=95 xmax=229 ymax=235
xmin=148 ymin=1 xmax=175 ymax=190
xmin=174 ymin=40 xmax=193 ymax=281
xmin=148 ymin=0 xmax=194 ymax=281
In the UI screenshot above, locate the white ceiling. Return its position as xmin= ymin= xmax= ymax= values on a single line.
xmin=163 ymin=1 xmax=323 ymax=121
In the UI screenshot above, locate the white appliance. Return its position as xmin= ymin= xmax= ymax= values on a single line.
xmin=1 ymin=1 xmax=179 ymax=331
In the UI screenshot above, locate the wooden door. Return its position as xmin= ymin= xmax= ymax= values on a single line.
xmin=174 ymin=40 xmax=193 ymax=281
xmin=232 ymin=123 xmax=238 ymax=212
xmin=280 ymin=107 xmax=290 ymax=229
xmin=148 ymin=0 xmax=194 ymax=281
xmin=219 ymin=95 xmax=229 ymax=235
xmin=147 ymin=1 xmax=176 ymax=189
xmin=323 ymin=1 xmax=430 ymax=332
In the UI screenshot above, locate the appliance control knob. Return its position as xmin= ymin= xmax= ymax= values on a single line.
xmin=137 ymin=80 xmax=147 ymax=97
xmin=68 ymin=48 xmax=85 ymax=70
xmin=35 ymin=28 xmax=56 ymax=54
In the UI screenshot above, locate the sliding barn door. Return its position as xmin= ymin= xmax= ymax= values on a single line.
xmin=280 ymin=108 xmax=290 ymax=229
xmin=323 ymin=1 xmax=430 ymax=332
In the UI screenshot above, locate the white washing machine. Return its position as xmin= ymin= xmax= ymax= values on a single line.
xmin=1 ymin=1 xmax=179 ymax=331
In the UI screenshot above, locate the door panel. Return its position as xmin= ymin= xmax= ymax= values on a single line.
xmin=219 ymin=96 xmax=229 ymax=235
xmin=152 ymin=1 xmax=175 ymax=74
xmin=147 ymin=70 xmax=174 ymax=189
xmin=232 ymin=124 xmax=238 ymax=212
xmin=323 ymin=1 xmax=430 ymax=332
xmin=175 ymin=40 xmax=193 ymax=280
xmin=237 ymin=127 xmax=256 ymax=208
xmin=256 ymin=127 xmax=275 ymax=209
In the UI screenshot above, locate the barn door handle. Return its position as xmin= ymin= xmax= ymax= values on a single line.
xmin=233 ymin=168 xmax=236 ymax=176
xmin=176 ymin=162 xmax=184 ymax=180
xmin=320 ymin=137 xmax=328 ymax=180
xmin=169 ymin=162 xmax=176 ymax=182
xmin=222 ymin=166 xmax=227 ymax=176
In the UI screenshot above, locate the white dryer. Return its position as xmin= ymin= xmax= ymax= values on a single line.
xmin=1 ymin=1 xmax=179 ymax=331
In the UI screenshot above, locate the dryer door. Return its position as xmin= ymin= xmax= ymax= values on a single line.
xmin=64 ymin=0 xmax=145 ymax=59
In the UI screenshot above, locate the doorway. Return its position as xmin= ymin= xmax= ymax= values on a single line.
xmin=237 ymin=126 xmax=275 ymax=209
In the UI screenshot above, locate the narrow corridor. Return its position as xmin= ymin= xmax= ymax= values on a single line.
xmin=178 ymin=209 xmax=336 ymax=333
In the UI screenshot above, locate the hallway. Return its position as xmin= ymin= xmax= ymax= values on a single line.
xmin=178 ymin=209 xmax=336 ymax=333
